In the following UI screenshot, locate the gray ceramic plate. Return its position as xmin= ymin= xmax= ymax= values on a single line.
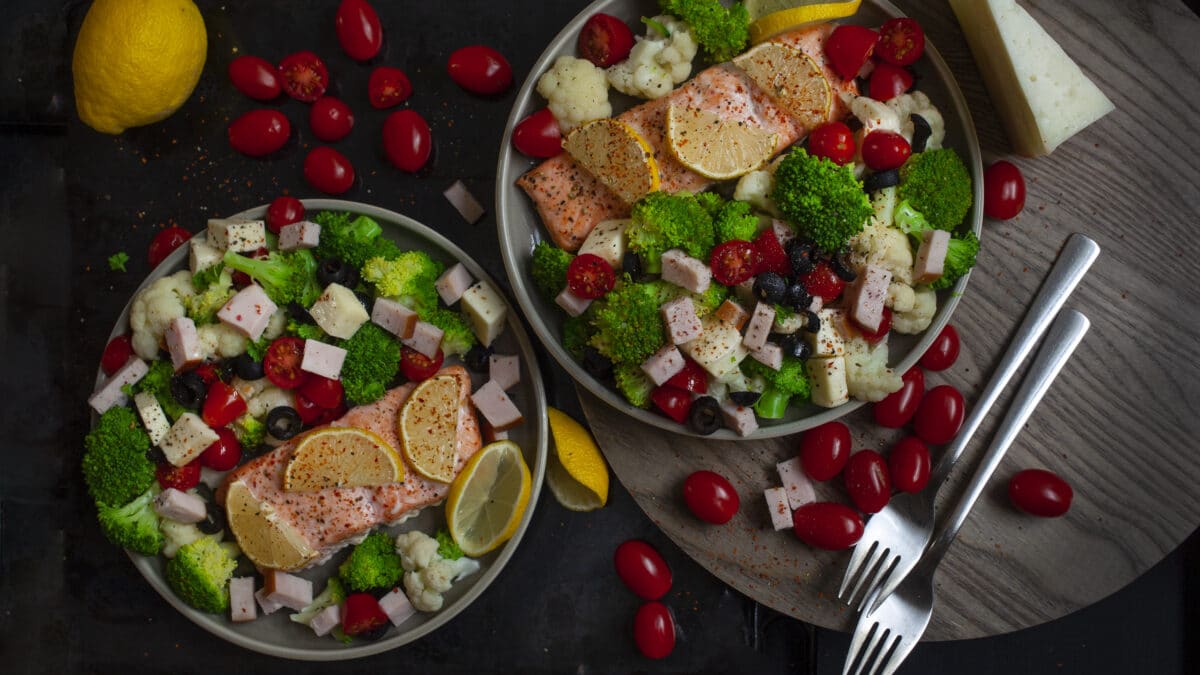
xmin=495 ymin=0 xmax=982 ymax=439
xmin=94 ymin=199 xmax=548 ymax=660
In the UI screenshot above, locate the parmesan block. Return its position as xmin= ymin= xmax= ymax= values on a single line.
xmin=949 ymin=0 xmax=1114 ymax=156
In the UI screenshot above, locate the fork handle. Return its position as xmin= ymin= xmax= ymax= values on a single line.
xmin=925 ymin=309 xmax=1090 ymax=563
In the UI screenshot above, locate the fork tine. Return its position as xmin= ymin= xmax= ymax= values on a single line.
xmin=846 ymin=547 xmax=889 ymax=608
xmin=855 ymin=553 xmax=898 ymax=611
xmin=857 ymin=626 xmax=890 ymax=675
xmin=867 ymin=632 xmax=901 ymax=675
xmin=838 ymin=539 xmax=879 ymax=599
xmin=879 ymin=632 xmax=920 ymax=675
xmin=842 ymin=619 xmax=878 ymax=675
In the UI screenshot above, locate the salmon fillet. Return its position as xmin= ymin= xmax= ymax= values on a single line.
xmin=516 ymin=24 xmax=857 ymax=252
xmin=219 ymin=365 xmax=481 ymax=567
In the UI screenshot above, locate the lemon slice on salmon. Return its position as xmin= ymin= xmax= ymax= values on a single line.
xmin=563 ymin=118 xmax=660 ymax=204
xmin=445 ymin=440 xmax=531 ymax=557
xmin=283 ymin=427 xmax=404 ymax=492
xmin=747 ymin=0 xmax=863 ymax=44
xmin=397 ymin=375 xmax=462 ymax=483
xmin=733 ymin=41 xmax=833 ymax=130
xmin=545 ymin=407 xmax=609 ymax=512
xmin=665 ymin=105 xmax=779 ymax=181
xmin=225 ymin=480 xmax=318 ymax=571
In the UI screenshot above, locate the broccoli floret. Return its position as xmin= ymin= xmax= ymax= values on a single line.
xmin=165 ymin=536 xmax=237 ymax=614
xmin=687 ymin=283 xmax=729 ymax=317
xmin=712 ymin=199 xmax=760 ymax=243
xmin=83 ymin=406 xmax=155 ymax=507
xmin=530 ymin=240 xmax=574 ymax=301
xmin=694 ymin=190 xmax=725 ymax=217
xmin=132 ymin=359 xmax=187 ymax=421
xmin=222 ymin=248 xmax=322 ymax=307
xmin=286 ymin=319 xmax=327 ymax=342
xmin=339 ymin=322 xmax=401 ymax=405
xmin=313 ymin=212 xmax=403 ymax=269
xmin=659 ymin=0 xmax=749 ymax=63
xmin=588 ymin=281 xmax=668 ymax=366
xmin=897 ymin=148 xmax=973 ymax=232
xmin=291 ymin=577 xmax=347 ymax=626
xmin=360 ymin=251 xmax=443 ymax=311
xmin=614 ymin=362 xmax=655 ymax=408
xmin=185 ymin=268 xmax=235 ymax=325
xmin=772 ymin=149 xmax=873 ymax=253
xmin=339 ymin=531 xmax=404 ymax=592
xmin=562 ymin=314 xmax=593 ymax=360
xmin=231 ymin=414 xmax=266 ymax=451
xmin=436 ymin=529 xmax=464 ymax=561
xmin=421 ymin=306 xmax=477 ymax=357
xmin=191 ymin=263 xmax=226 ymax=292
xmin=742 ymin=356 xmax=810 ymax=398
xmin=893 ymin=200 xmax=981 ymax=290
xmin=97 ymin=487 xmax=163 ymax=556
xmin=627 ymin=192 xmax=715 ymax=273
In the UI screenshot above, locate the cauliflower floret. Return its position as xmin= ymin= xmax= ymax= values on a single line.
xmin=246 ymin=385 xmax=296 ymax=419
xmin=129 ymin=270 xmax=195 ymax=360
xmin=733 ymin=169 xmax=781 ymax=217
xmin=886 ymin=282 xmax=916 ymax=313
xmin=196 ymin=322 xmax=248 ymax=361
xmin=892 ymin=286 xmax=936 ymax=334
xmin=537 ymin=55 xmax=612 ymax=132
xmin=887 ymin=91 xmax=946 ymax=150
xmin=844 ymin=337 xmax=903 ymax=402
xmin=846 ymin=222 xmax=914 ymax=285
xmin=403 ymin=566 xmax=444 ymax=613
xmin=395 ymin=531 xmax=480 ymax=613
xmin=395 ymin=531 xmax=440 ymax=571
xmin=846 ymin=92 xmax=901 ymax=134
xmin=606 ymin=16 xmax=697 ymax=99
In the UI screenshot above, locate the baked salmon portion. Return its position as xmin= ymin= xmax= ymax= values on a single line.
xmin=219 ymin=365 xmax=481 ymax=571
xmin=516 ymin=24 xmax=857 ymax=252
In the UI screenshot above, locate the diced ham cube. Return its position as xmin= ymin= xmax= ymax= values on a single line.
xmin=555 ymin=287 xmax=592 ymax=317
xmin=776 ymin=456 xmax=817 ymax=509
xmin=230 ymin=577 xmax=257 ymax=623
xmin=165 ymin=316 xmax=203 ymax=371
xmin=750 ymin=341 xmax=783 ymax=371
xmin=489 ymin=354 xmax=521 ymax=391
xmin=763 ymin=486 xmax=793 ymax=531
xmin=435 ymin=263 xmax=475 ymax=306
xmin=378 ymin=587 xmax=417 ymax=626
xmin=640 ymin=344 xmax=685 ymax=386
xmin=88 ymin=357 xmax=149 ymax=415
xmin=480 ymin=418 xmax=509 ymax=443
xmin=742 ymin=302 xmax=776 ymax=351
xmin=715 ymin=299 xmax=750 ymax=330
xmin=401 ymin=321 xmax=444 ymax=359
xmin=263 ymin=570 xmax=313 ymax=611
xmin=159 ymin=413 xmax=220 ymax=467
xmin=661 ymin=296 xmax=702 ymax=345
xmin=255 ymin=587 xmax=285 ymax=615
xmin=217 ymin=284 xmax=278 ymax=341
xmin=153 ymin=488 xmax=208 ymax=524
xmin=850 ymin=264 xmax=893 ymax=334
xmin=300 ymin=339 xmax=348 ymax=380
xmin=720 ymin=400 xmax=759 ymax=437
xmin=372 ymin=298 xmax=418 ymax=339
xmin=660 ymin=249 xmax=711 ymax=294
xmin=471 ymin=380 xmax=524 ymax=431
xmin=309 ymin=604 xmax=342 ymax=637
xmin=914 ymin=229 xmax=951 ymax=284
xmin=443 ymin=180 xmax=486 ymax=224
xmin=278 ymin=220 xmax=321 ymax=251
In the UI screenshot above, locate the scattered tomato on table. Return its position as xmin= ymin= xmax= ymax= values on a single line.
xmin=383 ymin=109 xmax=432 ymax=172
xmin=228 ymin=109 xmax=290 ymax=157
xmin=228 ymin=55 xmax=282 ymax=101
xmin=512 ymin=108 xmax=562 ymax=158
xmin=984 ymin=160 xmax=1027 ymax=219
xmin=309 ymin=97 xmax=355 ymax=142
xmin=368 ymin=66 xmax=412 ymax=109
xmin=335 ymin=0 xmax=383 ymax=61
xmin=266 ymin=196 xmax=305 ymax=234
xmin=798 ymin=421 xmax=852 ymax=481
xmin=147 ymin=226 xmax=191 ymax=268
xmin=447 ymin=45 xmax=514 ymax=95
xmin=913 ymin=384 xmax=965 ymax=445
xmin=633 ymin=601 xmax=675 ymax=659
xmin=1009 ymin=469 xmax=1073 ymax=517
xmin=844 ymin=449 xmax=891 ymax=514
xmin=874 ymin=367 xmax=925 ymax=428
xmin=304 ymin=146 xmax=356 ymax=194
xmin=278 ymin=51 xmax=329 ymax=102
xmin=682 ymin=470 xmax=740 ymax=524
xmin=614 ymin=540 xmax=672 ymax=600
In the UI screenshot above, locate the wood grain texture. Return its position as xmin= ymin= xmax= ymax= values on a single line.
xmin=580 ymin=0 xmax=1200 ymax=640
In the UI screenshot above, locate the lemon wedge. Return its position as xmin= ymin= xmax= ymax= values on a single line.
xmin=747 ymin=0 xmax=863 ymax=44
xmin=225 ymin=480 xmax=318 ymax=571
xmin=733 ymin=42 xmax=833 ymax=130
xmin=397 ymin=375 xmax=463 ymax=483
xmin=563 ymin=118 xmax=660 ymax=204
xmin=545 ymin=407 xmax=609 ymax=512
xmin=445 ymin=440 xmax=532 ymax=557
xmin=283 ymin=427 xmax=404 ymax=492
xmin=665 ymin=105 xmax=779 ymax=181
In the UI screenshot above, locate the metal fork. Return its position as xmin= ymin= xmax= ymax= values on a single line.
xmin=838 ymin=233 xmax=1100 ymax=611
xmin=843 ymin=309 xmax=1091 ymax=675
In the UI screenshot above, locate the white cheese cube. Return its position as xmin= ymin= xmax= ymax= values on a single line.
xmin=460 ymin=281 xmax=508 ymax=347
xmin=88 ymin=357 xmax=149 ymax=414
xmin=763 ymin=486 xmax=793 ymax=531
xmin=217 ymin=284 xmax=278 ymax=341
xmin=681 ymin=317 xmax=748 ymax=378
xmin=206 ymin=218 xmax=263 ymax=251
xmin=309 ymin=283 xmax=369 ymax=340
xmin=776 ymin=457 xmax=817 ymax=510
xmin=300 ymin=340 xmax=347 ymax=380
xmin=189 ymin=239 xmax=223 ymax=274
xmin=577 ymin=218 xmax=629 ymax=269
xmin=277 ymin=220 xmax=320 ymax=252
xmin=807 ymin=356 xmax=850 ymax=408
xmin=805 ymin=308 xmax=847 ymax=357
xmin=160 ymin=412 xmax=220 ymax=467
xmin=134 ymin=391 xmax=171 ymax=446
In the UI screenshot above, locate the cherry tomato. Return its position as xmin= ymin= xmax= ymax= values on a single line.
xmin=861 ymin=130 xmax=911 ymax=171
xmin=798 ymin=421 xmax=852 ymax=481
xmin=100 ymin=334 xmax=133 ymax=375
xmin=889 ymin=436 xmax=931 ymax=493
xmin=263 ymin=337 xmax=307 ymax=389
xmin=367 ymin=66 xmax=412 ymax=109
xmin=228 ymin=55 xmax=282 ymax=101
xmin=664 ymin=358 xmax=707 ymax=394
xmin=227 ymin=109 xmax=290 ymax=157
xmin=709 ymin=240 xmax=761 ymax=286
xmin=566 ymin=253 xmax=615 ymax=299
xmin=447 ymin=45 xmax=513 ymax=95
xmin=633 ymin=601 xmax=675 ymax=660
xmin=341 ymin=593 xmax=389 ymax=637
xmin=192 ymin=363 xmax=223 ymax=385
xmin=913 ymin=384 xmax=965 ymax=445
xmin=309 ymin=96 xmax=354 ymax=142
xmin=156 ymin=461 xmax=201 ymax=492
xmin=278 ymin=51 xmax=329 ymax=102
xmin=876 ymin=17 xmax=925 ymax=66
xmin=792 ymin=502 xmax=864 ymax=550
xmin=399 ymin=346 xmax=444 ymax=382
xmin=873 ymin=366 xmax=925 ymax=428
xmin=578 ymin=13 xmax=635 ymax=68
xmin=298 ymin=375 xmax=344 ymax=409
xmin=613 ymin=540 xmax=672 ymax=600
xmin=825 ymin=24 xmax=878 ymax=80
xmin=148 ymin=226 xmax=192 ymax=268
xmin=683 ymin=470 xmax=740 ymax=524
xmin=868 ymin=62 xmax=914 ymax=102
xmin=844 ymin=449 xmax=891 ymax=513
xmin=799 ymin=261 xmax=845 ymax=302
xmin=853 ymin=306 xmax=892 ymax=344
xmin=382 ymin=109 xmax=432 ymax=172
xmin=984 ymin=160 xmax=1026 ymax=220
xmin=335 ymin=0 xmax=383 ymax=61
xmin=512 ymin=107 xmax=562 ymax=158
xmin=304 ymin=146 xmax=355 ymax=194
xmin=200 ymin=427 xmax=243 ymax=472
xmin=753 ymin=227 xmax=791 ymax=277
xmin=920 ymin=324 xmax=960 ymax=371
xmin=266 ymin=196 xmax=305 ymax=235
xmin=651 ymin=385 xmax=692 ymax=424
xmin=807 ymin=121 xmax=856 ymax=165
xmin=1008 ymin=469 xmax=1073 ymax=517
xmin=201 ymin=380 xmax=247 ymax=428
xmin=294 ymin=392 xmax=328 ymax=426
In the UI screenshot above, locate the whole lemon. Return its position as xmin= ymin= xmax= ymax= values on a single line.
xmin=72 ymin=0 xmax=208 ymax=134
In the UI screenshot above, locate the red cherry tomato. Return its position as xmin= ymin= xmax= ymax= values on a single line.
xmin=367 ymin=66 xmax=412 ymax=109
xmin=447 ymin=45 xmax=513 ymax=95
xmin=633 ymin=601 xmax=676 ymax=660
xmin=825 ymin=24 xmax=878 ymax=80
xmin=1008 ymin=469 xmax=1073 ymax=517
xmin=799 ymin=261 xmax=845 ymax=302
xmin=844 ymin=449 xmax=891 ymax=513
xmin=889 ymin=436 xmax=931 ymax=493
xmin=156 ymin=461 xmax=201 ymax=492
xmin=399 ymin=346 xmax=444 ymax=382
xmin=753 ymin=227 xmax=791 ymax=276
xmin=913 ymin=384 xmax=965 ymax=445
xmin=278 ymin=51 xmax=329 ymax=102
xmin=148 ymin=226 xmax=192 ymax=268
xmin=920 ymin=324 xmax=960 ymax=371
xmin=228 ymin=109 xmax=291 ymax=157
xmin=228 ymin=55 xmax=282 ymax=101
xmin=298 ymin=375 xmax=344 ymax=409
xmin=650 ymin=385 xmax=692 ymax=424
xmin=876 ymin=17 xmax=925 ymax=66
xmin=566 ymin=253 xmax=615 ymax=299
xmin=294 ymin=391 xmax=328 ymax=426
xmin=578 ymin=13 xmax=635 ymax=68
xmin=382 ymin=109 xmax=432 ymax=172
xmin=683 ymin=470 xmax=740 ymax=524
xmin=613 ymin=540 xmax=672 ymax=600
xmin=792 ymin=502 xmax=864 ymax=550
xmin=798 ymin=421 xmax=852 ymax=481
xmin=263 ymin=337 xmax=307 ymax=389
xmin=309 ymin=97 xmax=354 ymax=142
xmin=100 ymin=334 xmax=133 ymax=375
xmin=807 ymin=121 xmax=856 ymax=165
xmin=861 ymin=130 xmax=911 ymax=171
xmin=868 ymin=62 xmax=914 ymax=101
xmin=984 ymin=160 xmax=1026 ymax=220
xmin=664 ymin=358 xmax=707 ymax=394
xmin=304 ymin=146 xmax=355 ymax=194
xmin=873 ymin=366 xmax=925 ymax=428
xmin=709 ymin=240 xmax=761 ymax=286
xmin=335 ymin=0 xmax=383 ymax=61
xmin=200 ymin=427 xmax=243 ymax=472
xmin=266 ymin=196 xmax=305 ymax=235
xmin=201 ymin=380 xmax=247 ymax=428
xmin=853 ymin=306 xmax=892 ymax=344
xmin=512 ymin=107 xmax=562 ymax=158
xmin=341 ymin=593 xmax=389 ymax=636
xmin=192 ymin=363 xmax=222 ymax=386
